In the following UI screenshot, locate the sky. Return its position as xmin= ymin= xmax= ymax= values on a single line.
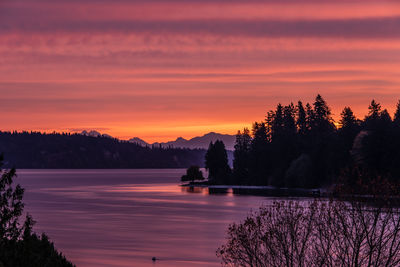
xmin=1 ymin=0 xmax=400 ymax=142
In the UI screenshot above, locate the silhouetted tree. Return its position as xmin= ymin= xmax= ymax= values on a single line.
xmin=336 ymin=107 xmax=361 ymax=173
xmin=368 ymin=99 xmax=381 ymax=118
xmin=339 ymin=107 xmax=360 ymax=147
xmin=296 ymin=101 xmax=307 ymax=135
xmin=282 ymin=103 xmax=297 ymax=138
xmin=218 ymin=195 xmax=400 ymax=267
xmin=360 ymin=103 xmax=396 ymax=180
xmin=305 ymin=103 xmax=315 ymax=131
xmin=271 ymin=104 xmax=284 ymax=140
xmin=269 ymin=103 xmax=299 ymax=187
xmin=205 ymin=141 xmax=231 ymax=184
xmin=233 ymin=129 xmax=251 ymax=184
xmin=0 ymin=155 xmax=74 ymax=267
xmin=249 ymin=122 xmax=269 ymax=185
xmin=312 ymin=94 xmax=335 ymax=133
xmin=181 ymin=165 xmax=204 ymax=183
xmin=339 ymin=107 xmax=358 ymax=129
xmin=394 ymin=100 xmax=400 ymax=127
xmin=364 ymin=100 xmax=383 ymax=130
xmin=0 ymin=158 xmax=23 ymax=241
xmin=229 ymin=95 xmax=400 ymax=188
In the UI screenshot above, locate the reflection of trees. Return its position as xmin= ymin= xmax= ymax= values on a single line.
xmin=208 ymin=188 xmax=229 ymax=195
xmin=181 ymin=186 xmax=205 ymax=194
xmin=181 ymin=186 xmax=231 ymax=195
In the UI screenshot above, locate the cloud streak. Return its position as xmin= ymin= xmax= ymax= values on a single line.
xmin=1 ymin=0 xmax=400 ymax=141
xmin=2 ymin=17 xmax=400 ymax=38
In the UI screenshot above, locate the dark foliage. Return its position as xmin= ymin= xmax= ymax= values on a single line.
xmin=229 ymin=95 xmax=400 ymax=188
xmin=233 ymin=129 xmax=251 ymax=185
xmin=0 ymin=155 xmax=74 ymax=267
xmin=0 ymin=132 xmax=206 ymax=169
xmin=181 ymin=165 xmax=204 ymax=182
xmin=205 ymin=141 xmax=232 ymax=184
xmin=218 ymin=176 xmax=400 ymax=267
xmin=218 ymin=197 xmax=400 ymax=267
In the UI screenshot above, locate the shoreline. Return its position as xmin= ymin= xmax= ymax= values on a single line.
xmin=181 ymin=182 xmax=326 ymax=197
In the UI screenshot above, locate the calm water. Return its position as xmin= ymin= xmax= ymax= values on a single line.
xmin=17 ymin=169 xmax=277 ymax=267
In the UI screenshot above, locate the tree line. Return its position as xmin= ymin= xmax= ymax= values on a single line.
xmin=0 ymin=131 xmax=206 ymax=169
xmin=205 ymin=94 xmax=400 ymax=188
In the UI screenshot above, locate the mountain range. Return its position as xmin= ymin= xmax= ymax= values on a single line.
xmin=81 ymin=131 xmax=236 ymax=151
xmin=130 ymin=132 xmax=236 ymax=151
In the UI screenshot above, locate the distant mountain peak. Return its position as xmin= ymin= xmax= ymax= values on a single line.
xmin=78 ymin=131 xmax=236 ymax=150
xmin=80 ymin=130 xmax=112 ymax=139
xmin=149 ymin=132 xmax=236 ymax=150
xmin=128 ymin=137 xmax=149 ymax=146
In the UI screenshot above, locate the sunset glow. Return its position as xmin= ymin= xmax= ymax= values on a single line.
xmin=1 ymin=0 xmax=400 ymax=142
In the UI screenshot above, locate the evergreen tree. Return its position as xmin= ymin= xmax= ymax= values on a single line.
xmin=305 ymin=103 xmax=314 ymax=131
xmin=312 ymin=94 xmax=335 ymax=133
xmin=249 ymin=122 xmax=270 ymax=185
xmin=306 ymin=95 xmax=336 ymax=187
xmin=337 ymin=107 xmax=361 ymax=172
xmin=233 ymin=129 xmax=251 ymax=184
xmin=368 ymin=100 xmax=381 ymax=119
xmin=394 ymin=100 xmax=400 ymax=126
xmin=271 ymin=104 xmax=284 ymax=140
xmin=296 ymin=101 xmax=307 ymax=135
xmin=380 ymin=109 xmax=392 ymax=124
xmin=225 ymin=95 xmax=400 ymax=187
xmin=252 ymin=122 xmax=269 ymax=147
xmin=0 ymin=155 xmax=74 ymax=267
xmin=339 ymin=107 xmax=358 ymax=130
xmin=282 ymin=103 xmax=297 ymax=138
xmin=205 ymin=141 xmax=231 ymax=184
xmin=269 ymin=103 xmax=299 ymax=187
xmin=364 ymin=100 xmax=387 ymax=130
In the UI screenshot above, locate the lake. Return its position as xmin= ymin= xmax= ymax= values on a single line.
xmin=17 ymin=169 xmax=283 ymax=267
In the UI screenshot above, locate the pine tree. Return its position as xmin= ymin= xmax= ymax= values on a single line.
xmin=339 ymin=107 xmax=358 ymax=129
xmin=368 ymin=100 xmax=381 ymax=119
xmin=365 ymin=100 xmax=384 ymax=130
xmin=249 ymin=122 xmax=270 ymax=185
xmin=305 ymin=103 xmax=314 ymax=131
xmin=271 ymin=104 xmax=284 ymax=140
xmin=282 ymin=103 xmax=296 ymax=137
xmin=394 ymin=100 xmax=400 ymax=126
xmin=297 ymin=101 xmax=307 ymax=134
xmin=313 ymin=94 xmax=335 ymax=133
xmin=205 ymin=141 xmax=231 ymax=184
xmin=233 ymin=129 xmax=252 ymax=184
xmin=338 ymin=107 xmax=361 ymax=168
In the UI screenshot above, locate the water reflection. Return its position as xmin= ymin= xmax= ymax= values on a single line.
xmin=17 ymin=169 xmax=288 ymax=267
xmin=181 ymin=186 xmax=233 ymax=196
xmin=182 ymin=185 xmax=319 ymax=198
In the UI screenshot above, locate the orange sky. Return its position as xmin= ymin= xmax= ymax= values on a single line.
xmin=1 ymin=0 xmax=400 ymax=142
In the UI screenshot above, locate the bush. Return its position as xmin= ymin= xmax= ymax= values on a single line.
xmin=181 ymin=165 xmax=204 ymax=182
xmin=218 ymin=198 xmax=400 ymax=267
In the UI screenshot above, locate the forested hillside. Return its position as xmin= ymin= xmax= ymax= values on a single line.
xmin=0 ymin=132 xmax=206 ymax=169
xmin=230 ymin=95 xmax=400 ymax=188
